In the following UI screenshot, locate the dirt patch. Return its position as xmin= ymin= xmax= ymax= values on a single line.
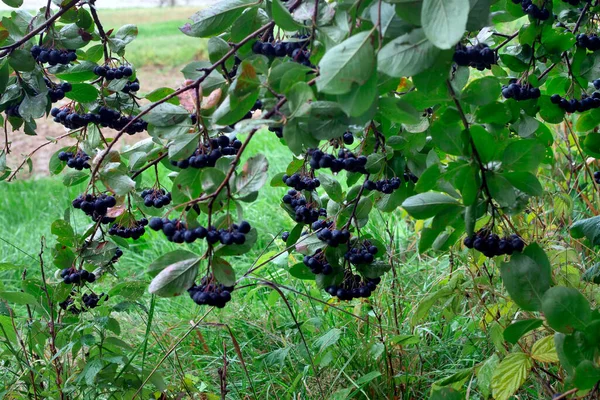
xmin=6 ymin=66 xmax=190 ymax=178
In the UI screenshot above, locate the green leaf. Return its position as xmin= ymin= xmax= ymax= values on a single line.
xmin=541 ymin=287 xmax=591 ymax=333
xmin=272 ymin=0 xmax=303 ymax=30
xmin=145 ymin=87 xmax=179 ymax=105
xmin=422 ymin=0 xmax=470 ymax=50
xmin=491 ymin=353 xmax=532 ymax=400
xmin=147 ymin=250 xmax=201 ymax=297
xmin=477 ymin=354 xmax=499 ymax=399
xmin=503 ymin=171 xmax=543 ymax=196
xmin=288 ymin=262 xmax=316 ymax=280
xmin=8 ymin=48 xmax=34 ymax=72
xmin=235 ymin=154 xmax=269 ymax=200
xmin=0 ymin=291 xmax=37 ymax=305
xmin=142 ymin=103 xmax=190 ymax=127
xmin=65 ymin=83 xmax=98 ymax=103
xmin=212 ymin=257 xmax=236 ymax=286
xmin=461 ymin=77 xmax=500 ymax=106
xmin=378 ymin=97 xmax=421 ymax=125
xmin=62 ymin=170 xmax=89 ymax=186
xmin=429 ymin=387 xmax=463 ymax=400
xmin=79 ymin=359 xmax=104 ymax=386
xmin=2 ymin=0 xmax=23 ymax=7
xmin=574 ymin=360 xmax=600 ymax=390
xmin=402 ymin=192 xmax=461 ymax=220
xmin=318 ymin=173 xmax=343 ymax=203
xmin=500 ymin=253 xmax=551 ymax=311
xmin=503 ymin=319 xmax=543 ymax=345
xmin=502 ymin=140 xmax=545 ymax=172
xmin=55 ymin=61 xmax=97 ymax=83
xmin=486 ymin=172 xmax=516 ymax=207
xmin=213 ymin=91 xmax=259 ymax=126
xmin=180 ymin=0 xmax=254 ymax=37
xmin=288 ymin=81 xmax=314 ymax=117
xmin=377 ymin=29 xmax=440 ymax=78
xmin=570 ymin=215 xmax=600 ymax=246
xmin=316 ymin=31 xmax=375 ymax=95
xmin=582 ymin=263 xmax=600 ymax=284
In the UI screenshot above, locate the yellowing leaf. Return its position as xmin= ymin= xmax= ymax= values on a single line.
xmin=531 ymin=336 xmax=559 ymax=363
xmin=491 ymin=352 xmax=532 ymax=400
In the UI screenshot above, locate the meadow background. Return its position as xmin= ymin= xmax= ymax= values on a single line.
xmin=0 ymin=3 xmax=525 ymax=399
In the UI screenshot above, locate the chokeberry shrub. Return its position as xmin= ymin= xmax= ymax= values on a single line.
xmin=3 ymin=0 xmax=600 ymax=398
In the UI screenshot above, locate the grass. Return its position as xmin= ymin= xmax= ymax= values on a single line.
xmin=96 ymin=7 xmax=208 ymax=67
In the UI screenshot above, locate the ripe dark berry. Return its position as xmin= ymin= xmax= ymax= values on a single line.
xmin=342 ymin=132 xmax=354 ymax=145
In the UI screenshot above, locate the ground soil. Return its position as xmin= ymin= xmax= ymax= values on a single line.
xmin=5 ymin=66 xmax=188 ymax=178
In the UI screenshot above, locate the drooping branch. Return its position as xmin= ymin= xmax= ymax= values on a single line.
xmin=0 ymin=0 xmax=80 ymax=57
xmin=87 ymin=0 xmax=110 ymax=62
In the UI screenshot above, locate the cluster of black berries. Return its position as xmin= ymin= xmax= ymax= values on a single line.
xmin=58 ymin=150 xmax=91 ymax=170
xmin=188 ymin=277 xmax=234 ymax=308
xmin=282 ymin=189 xmax=326 ymax=224
xmin=576 ymin=34 xmax=600 ymax=51
xmin=511 ymin=0 xmax=550 ymax=20
xmin=60 ymin=292 xmax=108 ymax=314
xmin=45 ymin=78 xmax=72 ymax=103
xmin=502 ymin=82 xmax=541 ymax=101
xmin=453 ymin=43 xmax=497 ymax=71
xmin=60 ymin=268 xmax=96 ymax=285
xmin=58 ymin=295 xmax=80 ymax=314
xmin=303 ymin=249 xmax=333 ymax=275
xmin=72 ymin=193 xmax=116 ymax=223
xmin=112 ymin=248 xmax=123 ymax=263
xmin=282 ymin=173 xmax=320 ymax=191
xmin=93 ymin=65 xmax=134 ymax=80
xmin=309 ymin=149 xmax=368 ymax=174
xmin=313 ymin=220 xmax=351 ymax=247
xmin=170 ymin=136 xmax=242 ymax=169
xmin=5 ymin=104 xmax=21 ymax=118
xmin=141 ymin=188 xmax=171 ymax=208
xmin=149 ymin=218 xmax=251 ymax=245
xmin=345 ymin=241 xmax=378 ymax=266
xmin=122 ymin=79 xmax=140 ymax=94
xmin=363 ymin=177 xmax=401 ymax=194
xmin=31 ymin=46 xmax=76 ymax=65
xmin=550 ymin=92 xmax=600 ymax=113
xmin=325 ymin=275 xmax=381 ymax=301
xmin=50 ymin=107 xmax=147 ymax=134
xmin=108 ymin=219 xmax=148 ymax=240
xmin=251 ymin=39 xmax=312 ymax=67
xmin=463 ymin=230 xmax=525 ymax=257
xmin=404 ymin=171 xmax=419 ymax=183
xmin=342 ymin=132 xmax=354 ymax=145
xmin=269 ymin=126 xmax=283 ymax=138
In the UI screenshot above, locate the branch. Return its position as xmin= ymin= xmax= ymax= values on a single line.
xmin=7 ymin=130 xmax=76 ymax=181
xmin=493 ymin=31 xmax=518 ymax=52
xmin=86 ymin=2 xmax=305 ymax=187
xmin=130 ymin=152 xmax=167 ymax=180
xmin=0 ymin=0 xmax=80 ymax=57
xmin=88 ymin=0 xmax=110 ymax=62
xmin=446 ymin=80 xmax=494 ymax=203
